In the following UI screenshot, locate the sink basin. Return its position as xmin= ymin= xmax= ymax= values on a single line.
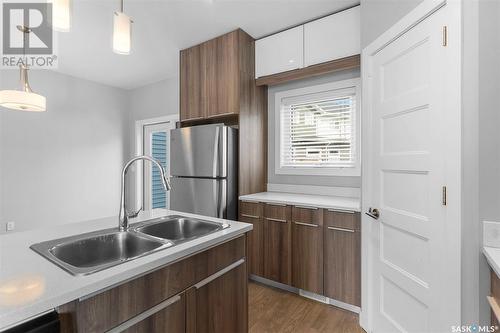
xmin=133 ymin=215 xmax=229 ymax=243
xmin=31 ymin=215 xmax=230 ymax=276
xmin=31 ymin=229 xmax=170 ymax=276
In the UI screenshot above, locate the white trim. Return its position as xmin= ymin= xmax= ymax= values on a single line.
xmin=274 ymin=78 xmax=361 ymax=177
xmin=267 ymin=183 xmax=360 ymax=198
xmin=134 ymin=115 xmax=178 ymax=210
xmin=360 ymin=0 xmax=462 ymax=331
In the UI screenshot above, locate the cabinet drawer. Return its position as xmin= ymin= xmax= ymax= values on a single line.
xmin=324 ymin=210 xmax=360 ymax=231
xmin=292 ymin=206 xmax=322 ymax=226
xmin=264 ymin=203 xmax=290 ymax=221
xmin=240 ymin=201 xmax=262 ymax=218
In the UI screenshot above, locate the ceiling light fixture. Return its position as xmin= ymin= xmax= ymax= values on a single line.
xmin=52 ymin=0 xmax=71 ymax=32
xmin=0 ymin=26 xmax=46 ymax=112
xmin=113 ymin=0 xmax=132 ymax=55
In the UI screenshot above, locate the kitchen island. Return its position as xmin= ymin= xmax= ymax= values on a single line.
xmin=0 ymin=209 xmax=252 ymax=332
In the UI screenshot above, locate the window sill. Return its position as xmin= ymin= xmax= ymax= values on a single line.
xmin=275 ymin=167 xmax=361 ymax=177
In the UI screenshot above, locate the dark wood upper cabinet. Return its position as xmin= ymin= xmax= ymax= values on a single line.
xmin=291 ymin=206 xmax=324 ymax=295
xmin=180 ymin=29 xmax=254 ymax=121
xmin=180 ymin=44 xmax=204 ymax=121
xmin=324 ymin=211 xmax=361 ymax=306
xmin=180 ymin=29 xmax=267 ymax=197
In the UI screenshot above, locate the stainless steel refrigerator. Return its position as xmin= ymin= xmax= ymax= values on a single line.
xmin=170 ymin=124 xmax=238 ymax=220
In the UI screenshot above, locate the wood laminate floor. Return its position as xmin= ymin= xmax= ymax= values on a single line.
xmin=249 ymin=282 xmax=365 ymax=333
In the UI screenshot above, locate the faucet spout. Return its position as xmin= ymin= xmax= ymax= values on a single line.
xmin=119 ymin=155 xmax=171 ymax=232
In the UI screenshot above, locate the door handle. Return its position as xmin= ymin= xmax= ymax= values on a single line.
xmin=365 ymin=208 xmax=380 ymax=220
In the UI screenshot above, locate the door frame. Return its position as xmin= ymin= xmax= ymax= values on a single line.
xmin=134 ymin=115 xmax=179 ymax=211
xmin=360 ymin=0 xmax=462 ymax=331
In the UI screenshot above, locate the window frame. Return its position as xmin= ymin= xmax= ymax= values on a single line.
xmin=274 ymin=78 xmax=361 ymax=177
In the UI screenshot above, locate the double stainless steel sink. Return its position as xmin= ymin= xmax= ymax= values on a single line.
xmin=30 ymin=215 xmax=230 ymax=276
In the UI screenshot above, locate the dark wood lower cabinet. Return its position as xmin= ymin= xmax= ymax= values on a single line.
xmin=263 ymin=204 xmax=292 ymax=285
xmin=239 ymin=200 xmax=361 ymax=309
xmin=324 ymin=225 xmax=361 ymax=306
xmin=186 ymin=260 xmax=247 ymax=333
xmin=57 ymin=236 xmax=248 ymax=333
xmin=291 ymin=207 xmax=323 ymax=294
xmin=123 ymin=294 xmax=186 ymax=333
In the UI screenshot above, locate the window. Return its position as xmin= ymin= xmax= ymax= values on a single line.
xmin=275 ymin=79 xmax=360 ymax=176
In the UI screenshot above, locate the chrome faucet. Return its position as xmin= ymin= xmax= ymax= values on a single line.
xmin=119 ymin=155 xmax=171 ymax=231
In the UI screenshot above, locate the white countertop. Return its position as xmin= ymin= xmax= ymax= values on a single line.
xmin=484 ymin=246 xmax=500 ymax=278
xmin=239 ymin=192 xmax=361 ymax=212
xmin=0 ymin=209 xmax=252 ymax=330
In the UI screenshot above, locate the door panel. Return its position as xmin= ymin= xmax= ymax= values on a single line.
xmin=170 ymin=177 xmax=225 ymax=218
xmin=239 ymin=201 xmax=264 ymax=276
xmin=123 ymin=294 xmax=186 ymax=333
xmin=291 ymin=206 xmax=323 ymax=294
xmin=170 ymin=125 xmax=226 ymax=178
xmin=187 ymin=261 xmax=247 ymax=333
xmin=324 ymin=226 xmax=360 ymax=306
xmin=367 ymin=6 xmax=458 ymax=332
xmin=263 ymin=204 xmax=291 ymax=284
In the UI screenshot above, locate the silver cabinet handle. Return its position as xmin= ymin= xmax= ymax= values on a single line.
xmin=327 ymin=226 xmax=355 ymax=233
xmin=106 ymin=294 xmax=181 ymax=333
xmin=241 ymin=214 xmax=260 ymax=219
xmin=265 ymin=217 xmax=287 ymax=223
xmin=294 ymin=205 xmax=318 ymax=210
xmin=294 ymin=221 xmax=319 ymax=228
xmin=266 ymin=203 xmax=287 ymax=207
xmin=327 ymin=209 xmax=355 ymax=214
xmin=194 ymin=259 xmax=245 ymax=289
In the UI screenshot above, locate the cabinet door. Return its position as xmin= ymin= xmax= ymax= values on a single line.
xmin=210 ymin=31 xmax=240 ymax=117
xmin=291 ymin=206 xmax=323 ymax=294
xmin=324 ymin=211 xmax=361 ymax=306
xmin=187 ymin=260 xmax=248 ymax=333
xmin=240 ymin=201 xmax=264 ymax=276
xmin=180 ymin=45 xmax=205 ymax=121
xmin=263 ymin=204 xmax=292 ymax=284
xmin=121 ymin=294 xmax=186 ymax=333
xmin=255 ymin=26 xmax=304 ymax=78
xmin=304 ymin=6 xmax=360 ymax=67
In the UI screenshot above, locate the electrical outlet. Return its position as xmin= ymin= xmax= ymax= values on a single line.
xmin=6 ymin=221 xmax=15 ymax=232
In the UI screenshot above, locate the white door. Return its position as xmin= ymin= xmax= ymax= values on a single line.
xmin=364 ymin=3 xmax=461 ymax=333
xmin=143 ymin=121 xmax=175 ymax=210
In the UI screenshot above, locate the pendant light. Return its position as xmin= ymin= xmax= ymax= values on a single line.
xmin=53 ymin=0 xmax=71 ymax=32
xmin=113 ymin=0 xmax=132 ymax=55
xmin=0 ymin=26 xmax=46 ymax=112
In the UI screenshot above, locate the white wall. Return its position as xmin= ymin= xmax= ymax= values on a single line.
xmin=126 ymin=77 xmax=180 ymax=208
xmin=360 ymin=0 xmax=424 ymax=48
xmin=0 ymin=70 xmax=129 ymax=233
xmin=477 ymin=0 xmax=500 ymax=325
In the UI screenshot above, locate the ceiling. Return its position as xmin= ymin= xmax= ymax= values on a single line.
xmin=54 ymin=0 xmax=359 ymax=90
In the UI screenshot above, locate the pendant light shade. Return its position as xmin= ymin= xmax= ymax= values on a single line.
xmin=0 ymin=65 xmax=46 ymax=112
xmin=113 ymin=11 xmax=132 ymax=55
xmin=52 ymin=0 xmax=71 ymax=32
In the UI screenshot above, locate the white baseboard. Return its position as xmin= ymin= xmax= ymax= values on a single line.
xmin=267 ymin=183 xmax=360 ymax=198
xmin=249 ymin=274 xmax=360 ymax=314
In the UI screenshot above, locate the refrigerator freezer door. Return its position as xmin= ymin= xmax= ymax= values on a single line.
xmin=170 ymin=177 xmax=227 ymax=218
xmin=170 ymin=125 xmax=227 ymax=178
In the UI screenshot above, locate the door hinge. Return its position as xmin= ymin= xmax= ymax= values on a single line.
xmin=442 ymin=186 xmax=447 ymax=206
xmin=442 ymin=26 xmax=448 ymax=46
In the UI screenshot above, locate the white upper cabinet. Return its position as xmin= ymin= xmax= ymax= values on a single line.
xmin=255 ymin=26 xmax=304 ymax=78
xmin=304 ymin=6 xmax=361 ymax=67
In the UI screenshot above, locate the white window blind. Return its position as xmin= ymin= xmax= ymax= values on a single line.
xmin=280 ymin=87 xmax=357 ymax=170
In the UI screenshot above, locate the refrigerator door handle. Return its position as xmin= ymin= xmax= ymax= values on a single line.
xmin=212 ymin=126 xmax=220 ymax=178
